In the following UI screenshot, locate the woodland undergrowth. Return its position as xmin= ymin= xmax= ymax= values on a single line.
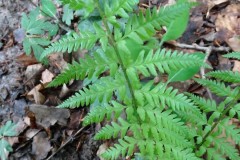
xmin=17 ymin=0 xmax=240 ymax=159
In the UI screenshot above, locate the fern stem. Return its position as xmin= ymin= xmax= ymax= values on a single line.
xmin=196 ymin=96 xmax=240 ymax=150
xmin=95 ymin=1 xmax=138 ymax=109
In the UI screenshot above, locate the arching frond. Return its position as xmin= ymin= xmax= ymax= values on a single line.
xmin=95 ymin=118 xmax=131 ymax=140
xmin=223 ymin=52 xmax=240 ymax=60
xmin=218 ymin=120 xmax=240 ymax=145
xmin=120 ymin=2 xmax=196 ymax=44
xmin=186 ymin=93 xmax=217 ymax=113
xmin=104 ymin=0 xmax=139 ymax=20
xmin=48 ymin=48 xmax=118 ymax=87
xmin=135 ymin=81 xmax=197 ymax=112
xmin=213 ymin=137 xmax=240 ymax=160
xmin=206 ymin=70 xmax=240 ymax=83
xmin=83 ymin=101 xmax=127 ymax=126
xmin=194 ymin=78 xmax=239 ymax=99
xmin=58 ymin=74 xmax=126 ymax=108
xmin=127 ymin=49 xmax=206 ymax=76
xmin=60 ymin=0 xmax=95 ymax=17
xmin=101 ymin=136 xmax=136 ymax=160
xmin=41 ymin=25 xmax=107 ymax=59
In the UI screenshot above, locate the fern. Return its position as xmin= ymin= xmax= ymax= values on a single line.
xmin=25 ymin=0 xmax=240 ymax=159
xmin=48 ymin=48 xmax=118 ymax=87
xmin=206 ymin=70 xmax=240 ymax=83
xmin=223 ymin=52 xmax=240 ymax=60
xmin=194 ymin=78 xmax=239 ymax=99
xmin=128 ymin=49 xmax=206 ymax=76
xmin=58 ymin=73 xmax=127 ymax=108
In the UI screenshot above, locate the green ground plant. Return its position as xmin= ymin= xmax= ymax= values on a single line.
xmin=21 ymin=0 xmax=240 ymax=159
xmin=0 ymin=121 xmax=17 ymax=160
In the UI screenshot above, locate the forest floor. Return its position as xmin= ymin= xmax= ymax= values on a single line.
xmin=0 ymin=0 xmax=240 ymax=160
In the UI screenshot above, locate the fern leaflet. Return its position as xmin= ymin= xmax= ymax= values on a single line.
xmin=223 ymin=52 xmax=240 ymax=60
xmin=206 ymin=70 xmax=240 ymax=83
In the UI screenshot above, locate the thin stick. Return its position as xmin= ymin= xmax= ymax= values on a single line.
xmin=46 ymin=126 xmax=86 ymax=160
xmin=167 ymin=41 xmax=230 ymax=52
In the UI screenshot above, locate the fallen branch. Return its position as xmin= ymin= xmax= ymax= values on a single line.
xmin=168 ymin=41 xmax=231 ymax=52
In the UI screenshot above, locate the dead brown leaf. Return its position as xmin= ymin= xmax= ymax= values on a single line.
xmin=233 ymin=60 xmax=240 ymax=72
xmin=25 ymin=64 xmax=43 ymax=80
xmin=32 ymin=132 xmax=51 ymax=160
xmin=26 ymin=84 xmax=45 ymax=104
xmin=40 ymin=69 xmax=54 ymax=86
xmin=16 ymin=53 xmax=38 ymax=66
xmin=48 ymin=53 xmax=68 ymax=72
xmin=227 ymin=35 xmax=240 ymax=52
xmin=215 ymin=4 xmax=240 ymax=51
xmin=27 ymin=104 xmax=70 ymax=128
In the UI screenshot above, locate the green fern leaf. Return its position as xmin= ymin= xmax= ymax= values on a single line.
xmin=213 ymin=137 xmax=240 ymax=160
xmin=48 ymin=49 xmax=118 ymax=87
xmin=207 ymin=148 xmax=225 ymax=160
xmin=218 ymin=120 xmax=240 ymax=145
xmin=135 ymin=82 xmax=207 ymax=126
xmin=186 ymin=93 xmax=217 ymax=113
xmin=41 ymin=31 xmax=102 ymax=59
xmin=104 ymin=0 xmax=139 ymax=24
xmin=102 ymin=136 xmax=137 ymax=160
xmin=194 ymin=78 xmax=239 ymax=99
xmin=206 ymin=70 xmax=240 ymax=83
xmin=95 ymin=118 xmax=130 ymax=140
xmin=137 ymin=139 xmax=198 ymax=160
xmin=121 ymin=2 xmax=195 ymax=44
xmin=135 ymin=81 xmax=197 ymax=111
xmin=48 ymin=61 xmax=82 ymax=87
xmin=60 ymin=0 xmax=95 ymax=17
xmin=57 ymin=74 xmax=126 ymax=108
xmin=223 ymin=52 xmax=240 ymax=60
xmin=127 ymin=49 xmax=206 ymax=76
xmin=83 ymin=101 xmax=126 ymax=125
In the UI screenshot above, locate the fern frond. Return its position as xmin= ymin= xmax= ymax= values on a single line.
xmin=48 ymin=49 xmax=118 ymax=87
xmin=121 ymin=3 xmax=195 ymax=44
xmin=206 ymin=70 xmax=240 ymax=83
xmin=41 ymin=29 xmax=106 ymax=59
xmin=83 ymin=101 xmax=126 ymax=126
xmin=223 ymin=52 xmax=240 ymax=60
xmin=104 ymin=0 xmax=138 ymax=19
xmin=186 ymin=93 xmax=217 ymax=113
xmin=127 ymin=49 xmax=206 ymax=76
xmin=207 ymin=148 xmax=225 ymax=160
xmin=102 ymin=136 xmax=136 ymax=160
xmin=95 ymin=118 xmax=131 ymax=140
xmin=137 ymin=107 xmax=196 ymax=138
xmin=60 ymin=0 xmax=95 ymax=17
xmin=135 ymin=81 xmax=197 ymax=112
xmin=48 ymin=61 xmax=82 ymax=87
xmin=213 ymin=137 xmax=240 ymax=160
xmin=135 ymin=82 xmax=206 ymax=125
xmin=58 ymin=74 xmax=126 ymax=108
xmin=194 ymin=78 xmax=239 ymax=99
xmin=218 ymin=120 xmax=240 ymax=145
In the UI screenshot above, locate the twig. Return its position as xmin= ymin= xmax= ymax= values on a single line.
xmin=167 ymin=42 xmax=231 ymax=99
xmin=168 ymin=42 xmax=230 ymax=52
xmin=200 ymin=46 xmax=213 ymax=100
xmin=46 ymin=126 xmax=86 ymax=160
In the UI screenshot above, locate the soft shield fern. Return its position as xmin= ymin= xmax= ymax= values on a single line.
xmin=37 ymin=0 xmax=240 ymax=159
